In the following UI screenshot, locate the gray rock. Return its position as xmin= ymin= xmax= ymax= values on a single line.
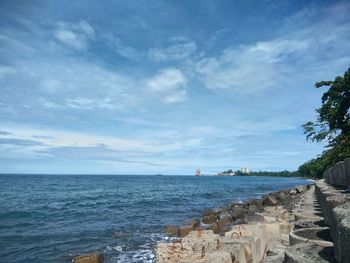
xmin=207 ymin=222 xmax=220 ymax=234
xmin=166 ymin=225 xmax=179 ymax=236
xmin=178 ymin=225 xmax=193 ymax=237
xmin=295 ymin=185 xmax=306 ymax=193
xmin=73 ymin=253 xmax=104 ymax=263
xmin=230 ymin=207 xmax=247 ymax=220
xmin=202 ymin=214 xmax=217 ymax=224
xmin=217 ymin=213 xmax=232 ymax=228
xmin=187 ymin=218 xmax=200 ymax=229
xmin=203 ymin=208 xmax=220 ymax=217
xmin=263 ymin=195 xmax=278 ymax=206
xmin=289 ymin=189 xmax=297 ymax=195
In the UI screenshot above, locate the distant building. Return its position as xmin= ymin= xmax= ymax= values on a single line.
xmin=240 ymin=167 xmax=249 ymax=174
xmin=217 ymin=169 xmax=235 ymax=176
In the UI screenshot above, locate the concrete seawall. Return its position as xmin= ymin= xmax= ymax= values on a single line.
xmin=315 ymin=158 xmax=350 ymax=263
xmin=156 ymin=185 xmax=316 ymax=263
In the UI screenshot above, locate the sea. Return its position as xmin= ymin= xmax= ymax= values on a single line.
xmin=0 ymin=174 xmax=310 ymax=263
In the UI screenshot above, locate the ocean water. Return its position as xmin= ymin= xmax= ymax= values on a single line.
xmin=0 ymin=174 xmax=309 ymax=263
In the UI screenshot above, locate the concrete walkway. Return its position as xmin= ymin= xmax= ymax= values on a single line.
xmin=293 ymin=185 xmax=323 ymax=222
xmin=265 ymin=185 xmax=325 ymax=263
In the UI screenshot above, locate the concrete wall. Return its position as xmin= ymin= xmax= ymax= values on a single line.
xmin=315 ymin=180 xmax=350 ymax=263
xmin=324 ymin=158 xmax=350 ymax=187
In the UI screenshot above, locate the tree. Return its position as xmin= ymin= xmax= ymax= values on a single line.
xmin=302 ymin=68 xmax=350 ymax=143
xmin=299 ymin=68 xmax=350 ymax=178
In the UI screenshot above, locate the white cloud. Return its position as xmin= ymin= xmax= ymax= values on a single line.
xmin=193 ymin=5 xmax=350 ymax=95
xmin=148 ymin=39 xmax=197 ymax=62
xmin=146 ymin=68 xmax=187 ymax=103
xmin=194 ymin=38 xmax=309 ymax=93
xmin=0 ymin=126 xmax=143 ymax=151
xmin=0 ymin=66 xmax=16 ymax=78
xmin=40 ymin=79 xmax=61 ymax=93
xmin=65 ymin=97 xmax=125 ymax=110
xmin=163 ymin=89 xmax=187 ymax=104
xmin=13 ymin=58 xmax=138 ymax=110
xmin=103 ymin=33 xmax=141 ymax=60
xmin=53 ymin=20 xmax=95 ymax=50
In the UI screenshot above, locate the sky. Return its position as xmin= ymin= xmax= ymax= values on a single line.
xmin=0 ymin=0 xmax=349 ymax=175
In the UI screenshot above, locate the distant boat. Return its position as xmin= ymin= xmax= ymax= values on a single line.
xmin=195 ymin=168 xmax=201 ymax=176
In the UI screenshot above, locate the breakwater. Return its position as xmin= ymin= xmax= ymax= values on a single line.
xmin=156 ymin=159 xmax=350 ymax=263
xmin=156 ymin=184 xmax=311 ymax=263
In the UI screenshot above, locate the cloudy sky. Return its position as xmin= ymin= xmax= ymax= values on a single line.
xmin=0 ymin=0 xmax=349 ymax=174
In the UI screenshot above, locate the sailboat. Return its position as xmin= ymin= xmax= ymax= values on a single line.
xmin=195 ymin=168 xmax=201 ymax=176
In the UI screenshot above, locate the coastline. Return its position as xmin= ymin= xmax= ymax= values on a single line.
xmin=156 ymin=183 xmax=314 ymax=263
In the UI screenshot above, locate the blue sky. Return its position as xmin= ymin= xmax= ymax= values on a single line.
xmin=0 ymin=0 xmax=349 ymax=174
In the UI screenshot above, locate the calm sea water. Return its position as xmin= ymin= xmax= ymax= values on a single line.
xmin=0 ymin=174 xmax=309 ymax=263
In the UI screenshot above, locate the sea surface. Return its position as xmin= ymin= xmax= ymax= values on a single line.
xmin=0 ymin=174 xmax=310 ymax=263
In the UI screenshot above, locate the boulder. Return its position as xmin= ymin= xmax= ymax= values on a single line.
xmin=248 ymin=204 xmax=257 ymax=214
xmin=166 ymin=225 xmax=179 ymax=236
xmin=203 ymin=208 xmax=220 ymax=217
xmin=219 ymin=206 xmax=230 ymax=214
xmin=187 ymin=218 xmax=200 ymax=229
xmin=218 ymin=213 xmax=232 ymax=228
xmin=178 ymin=225 xmax=193 ymax=237
xmin=202 ymin=214 xmax=217 ymax=224
xmin=296 ymin=185 xmax=306 ymax=193
xmin=248 ymin=199 xmax=264 ymax=211
xmin=208 ymin=222 xmax=220 ymax=234
xmin=289 ymin=189 xmax=297 ymax=195
xmin=344 ymin=158 xmax=350 ymax=187
xmin=274 ymin=191 xmax=287 ymax=202
xmin=231 ymin=207 xmax=247 ymax=220
xmin=73 ymin=253 xmax=104 ymax=263
xmin=262 ymin=195 xmax=278 ymax=206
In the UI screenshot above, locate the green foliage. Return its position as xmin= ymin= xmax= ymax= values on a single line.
xmin=302 ymin=68 xmax=350 ymax=143
xmin=299 ymin=68 xmax=350 ymax=178
xmin=241 ymin=170 xmax=300 ymax=177
xmin=218 ymin=170 xmax=300 ymax=177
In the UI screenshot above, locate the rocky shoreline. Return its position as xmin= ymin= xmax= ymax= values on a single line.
xmin=156 ymin=184 xmax=313 ymax=263
xmin=72 ymin=185 xmax=311 ymax=263
xmin=164 ymin=185 xmax=310 ymax=239
xmin=72 ymin=158 xmax=350 ymax=263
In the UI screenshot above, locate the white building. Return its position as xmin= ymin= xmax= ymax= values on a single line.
xmin=241 ymin=167 xmax=250 ymax=174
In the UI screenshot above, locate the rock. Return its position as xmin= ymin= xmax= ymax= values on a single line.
xmin=249 ymin=199 xmax=264 ymax=211
xmin=166 ymin=225 xmax=179 ymax=236
xmin=344 ymin=158 xmax=350 ymax=187
xmin=274 ymin=191 xmax=287 ymax=202
xmin=263 ymin=195 xmax=278 ymax=206
xmin=187 ymin=218 xmax=200 ymax=229
xmin=208 ymin=222 xmax=220 ymax=234
xmin=219 ymin=207 xmax=230 ymax=214
xmin=178 ymin=225 xmax=193 ymax=237
xmin=244 ymin=214 xmax=264 ymax=222
xmin=73 ymin=253 xmax=104 ymax=263
xmin=202 ymin=214 xmax=217 ymax=224
xmin=231 ymin=207 xmax=247 ymax=220
xmin=281 ymin=189 xmax=291 ymax=195
xmin=232 ymin=218 xmax=248 ymax=225
xmin=203 ymin=208 xmax=220 ymax=217
xmin=289 ymin=189 xmax=297 ymax=195
xmin=248 ymin=204 xmax=257 ymax=214
xmin=218 ymin=213 xmax=232 ymax=228
xmin=296 ymin=185 xmax=306 ymax=193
